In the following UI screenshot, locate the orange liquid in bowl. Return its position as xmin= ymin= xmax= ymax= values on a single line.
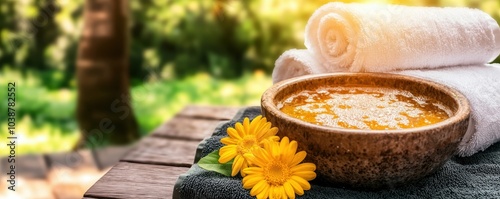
xmin=278 ymin=86 xmax=452 ymax=130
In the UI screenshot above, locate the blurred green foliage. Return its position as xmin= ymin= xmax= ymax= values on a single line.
xmin=0 ymin=0 xmax=499 ymax=155
xmin=0 ymin=68 xmax=79 ymax=155
xmin=2 ymin=0 xmax=498 ymax=86
xmin=0 ymin=68 xmax=272 ymax=156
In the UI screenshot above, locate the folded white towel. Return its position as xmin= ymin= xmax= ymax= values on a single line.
xmin=273 ymin=49 xmax=500 ymax=156
xmin=400 ymin=65 xmax=500 ymax=156
xmin=272 ymin=49 xmax=328 ymax=83
xmin=305 ymin=2 xmax=500 ymax=72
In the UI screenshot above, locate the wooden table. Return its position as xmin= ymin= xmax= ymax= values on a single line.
xmin=83 ymin=105 xmax=241 ymax=199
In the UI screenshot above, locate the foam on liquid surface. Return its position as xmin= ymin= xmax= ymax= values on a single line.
xmin=279 ymin=86 xmax=452 ymax=130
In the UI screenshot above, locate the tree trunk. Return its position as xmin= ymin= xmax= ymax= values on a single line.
xmin=75 ymin=0 xmax=140 ymax=148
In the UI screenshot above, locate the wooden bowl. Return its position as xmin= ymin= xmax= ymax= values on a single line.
xmin=261 ymin=73 xmax=470 ymax=189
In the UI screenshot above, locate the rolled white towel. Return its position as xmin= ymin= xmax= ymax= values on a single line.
xmin=305 ymin=2 xmax=500 ymax=72
xmin=272 ymin=49 xmax=500 ymax=156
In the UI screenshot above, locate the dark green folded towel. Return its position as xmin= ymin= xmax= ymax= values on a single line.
xmin=173 ymin=107 xmax=500 ymax=199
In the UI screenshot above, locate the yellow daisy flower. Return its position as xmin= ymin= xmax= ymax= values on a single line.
xmin=218 ymin=115 xmax=279 ymax=177
xmin=242 ymin=137 xmax=316 ymax=199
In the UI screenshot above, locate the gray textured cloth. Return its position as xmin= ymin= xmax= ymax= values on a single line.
xmin=173 ymin=107 xmax=500 ymax=199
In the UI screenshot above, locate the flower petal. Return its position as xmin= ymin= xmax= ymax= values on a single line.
xmin=250 ymin=115 xmax=263 ymax=130
xmin=255 ymin=182 xmax=270 ymax=199
xmin=219 ymin=149 xmax=237 ymax=163
xmin=235 ymin=122 xmax=245 ymax=135
xmin=243 ymin=117 xmax=250 ymax=134
xmin=249 ymin=148 xmax=271 ymax=167
xmin=243 ymin=175 xmax=264 ymax=189
xmin=250 ymin=180 xmax=268 ymax=196
xmin=255 ymin=122 xmax=272 ymax=139
xmin=269 ymin=136 xmax=280 ymax=142
xmin=290 ymin=176 xmax=311 ymax=190
xmin=268 ymin=186 xmax=277 ymax=199
xmin=265 ymin=126 xmax=279 ymax=137
xmin=279 ymin=137 xmax=290 ymax=153
xmin=240 ymin=160 xmax=249 ymax=177
xmin=271 ymin=142 xmax=280 ymax=158
xmin=220 ymin=137 xmax=238 ymax=145
xmin=243 ymin=167 xmax=263 ymax=175
xmin=260 ymin=116 xmax=267 ymax=124
xmin=254 ymin=118 xmax=267 ymax=133
xmin=285 ymin=140 xmax=298 ymax=158
xmin=227 ymin=127 xmax=242 ymax=139
xmin=219 ymin=145 xmax=237 ymax=154
xmin=243 ymin=153 xmax=255 ymax=163
xmin=293 ymin=171 xmax=317 ymax=181
xmin=231 ymin=155 xmax=244 ymax=176
xmin=288 ymin=179 xmax=304 ymax=195
xmin=276 ymin=186 xmax=286 ymax=199
xmin=289 ymin=151 xmax=307 ymax=166
xmin=283 ymin=181 xmax=296 ymax=199
xmin=268 ymin=186 xmax=286 ymax=199
xmin=291 ymin=163 xmax=316 ymax=173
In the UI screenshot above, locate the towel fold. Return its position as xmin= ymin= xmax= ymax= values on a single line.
xmin=305 ymin=2 xmax=500 ymax=72
xmin=272 ymin=49 xmax=329 ymax=83
xmin=273 ymin=49 xmax=500 ymax=156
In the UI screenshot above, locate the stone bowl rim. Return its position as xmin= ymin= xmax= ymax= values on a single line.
xmin=261 ymin=72 xmax=471 ymax=135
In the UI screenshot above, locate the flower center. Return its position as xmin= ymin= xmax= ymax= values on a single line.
xmin=237 ymin=135 xmax=258 ymax=155
xmin=264 ymin=161 xmax=290 ymax=186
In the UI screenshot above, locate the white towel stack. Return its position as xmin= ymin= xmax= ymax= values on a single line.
xmin=273 ymin=2 xmax=500 ymax=156
xmin=304 ymin=2 xmax=500 ymax=73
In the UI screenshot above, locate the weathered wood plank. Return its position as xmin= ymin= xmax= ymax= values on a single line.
xmin=121 ymin=137 xmax=200 ymax=167
xmin=84 ymin=162 xmax=189 ymax=199
xmin=84 ymin=106 xmax=242 ymax=198
xmin=176 ymin=105 xmax=240 ymax=120
xmin=151 ymin=117 xmax=226 ymax=140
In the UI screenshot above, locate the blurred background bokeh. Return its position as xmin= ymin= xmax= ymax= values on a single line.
xmin=1 ymin=0 xmax=499 ymax=157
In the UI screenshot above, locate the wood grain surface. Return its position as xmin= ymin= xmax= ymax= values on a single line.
xmin=84 ymin=105 xmax=238 ymax=198
xmin=121 ymin=137 xmax=200 ymax=167
xmin=151 ymin=117 xmax=225 ymax=140
xmin=84 ymin=162 xmax=189 ymax=199
xmin=176 ymin=105 xmax=240 ymax=120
